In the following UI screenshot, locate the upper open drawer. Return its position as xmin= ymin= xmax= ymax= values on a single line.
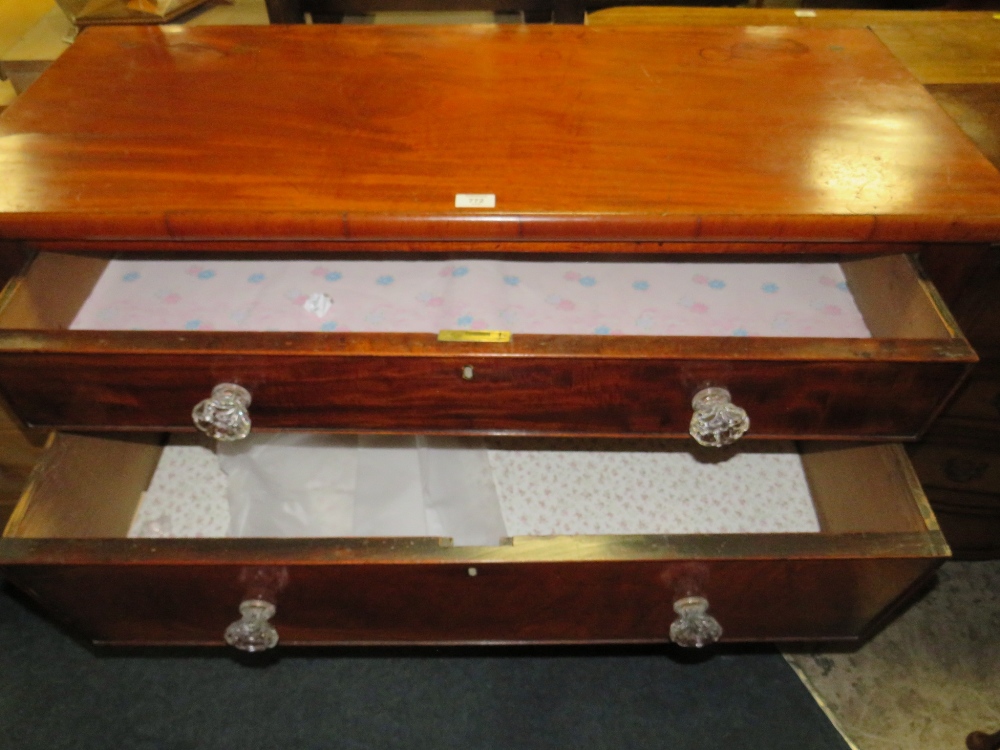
xmin=0 ymin=251 xmax=975 ymax=441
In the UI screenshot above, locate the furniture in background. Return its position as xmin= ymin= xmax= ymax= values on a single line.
xmin=54 ymin=0 xmax=213 ymax=26
xmin=264 ymin=0 xmax=566 ymax=22
xmin=262 ymin=0 xmax=586 ymax=23
xmin=910 ymin=82 xmax=1000 ymax=560
xmin=0 ymin=0 xmax=268 ymax=96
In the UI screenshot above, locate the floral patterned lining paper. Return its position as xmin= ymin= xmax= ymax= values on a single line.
xmin=130 ymin=438 xmax=821 ymax=540
xmin=74 ymin=259 xmax=870 ymax=338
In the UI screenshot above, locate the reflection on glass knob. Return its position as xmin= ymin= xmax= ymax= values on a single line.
xmin=224 ymin=599 xmax=279 ymax=652
xmin=689 ymin=387 xmax=749 ymax=447
xmin=669 ymin=595 xmax=723 ymax=648
xmin=192 ymin=383 xmax=252 ymax=441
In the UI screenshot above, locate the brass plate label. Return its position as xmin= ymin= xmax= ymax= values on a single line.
xmin=438 ymin=329 xmax=511 ymax=343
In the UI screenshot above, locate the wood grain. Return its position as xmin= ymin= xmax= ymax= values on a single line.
xmin=0 ymin=249 xmax=977 ymax=439
xmin=0 ymin=25 xmax=997 ymax=243
xmin=0 ymin=555 xmax=941 ymax=645
xmin=588 ymin=9 xmax=1000 ymax=85
xmin=586 ymin=7 xmax=999 ymax=29
xmin=0 ymin=348 xmax=973 ymax=439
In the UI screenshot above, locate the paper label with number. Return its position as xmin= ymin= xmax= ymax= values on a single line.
xmin=455 ymin=194 xmax=496 ymax=208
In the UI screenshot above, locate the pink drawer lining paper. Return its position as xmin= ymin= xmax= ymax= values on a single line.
xmin=73 ymin=259 xmax=871 ymax=338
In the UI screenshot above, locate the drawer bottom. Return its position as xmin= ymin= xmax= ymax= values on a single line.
xmin=0 ymin=434 xmax=948 ymax=648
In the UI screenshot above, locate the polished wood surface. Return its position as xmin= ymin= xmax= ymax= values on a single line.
xmin=1 ymin=25 xmax=998 ymax=243
xmin=587 ymin=8 xmax=1000 ymax=85
xmin=0 ymin=349 xmax=972 ymax=438
xmin=1 ymin=556 xmax=941 ymax=645
xmin=0 ymin=21 xmax=988 ymax=644
xmin=586 ymin=7 xmax=1000 ymax=28
xmin=580 ymin=8 xmax=1000 ymax=561
xmin=1 ymin=435 xmax=947 ymax=645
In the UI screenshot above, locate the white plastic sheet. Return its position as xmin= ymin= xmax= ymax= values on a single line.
xmin=217 ymin=434 xmax=507 ymax=545
xmin=219 ymin=434 xmax=358 ymax=538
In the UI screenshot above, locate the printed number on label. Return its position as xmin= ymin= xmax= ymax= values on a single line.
xmin=455 ymin=193 xmax=496 ymax=208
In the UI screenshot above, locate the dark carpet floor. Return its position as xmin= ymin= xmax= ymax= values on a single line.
xmin=0 ymin=584 xmax=850 ymax=750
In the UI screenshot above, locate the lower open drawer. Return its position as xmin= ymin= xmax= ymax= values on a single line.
xmin=0 ymin=434 xmax=948 ymax=648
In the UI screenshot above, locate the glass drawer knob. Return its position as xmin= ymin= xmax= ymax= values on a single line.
xmin=689 ymin=387 xmax=749 ymax=447
xmin=192 ymin=383 xmax=252 ymax=441
xmin=669 ymin=596 xmax=723 ymax=648
xmin=224 ymin=599 xmax=279 ymax=652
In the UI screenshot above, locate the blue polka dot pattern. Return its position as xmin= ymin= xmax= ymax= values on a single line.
xmin=762 ymin=283 xmax=779 ymax=294
xmin=248 ymin=273 xmax=265 ymax=284
xmin=122 ymin=271 xmax=140 ymax=282
xmin=376 ymin=275 xmax=394 ymax=286
xmin=594 ymin=325 xmax=611 ymax=335
xmin=326 ymin=272 xmax=342 ymax=282
xmin=632 ymin=280 xmax=649 ymax=291
xmin=707 ymin=279 xmax=726 ymax=289
xmin=579 ymin=276 xmax=596 ymax=287
xmin=503 ymin=276 xmax=520 ymax=286
xmin=184 ymin=320 xmax=201 ymax=330
xmin=197 ymin=270 xmax=215 ymax=280
xmin=452 ymin=267 xmax=469 ymax=277
xmin=320 ymin=321 xmax=338 ymax=332
xmin=457 ymin=315 xmax=474 ymax=327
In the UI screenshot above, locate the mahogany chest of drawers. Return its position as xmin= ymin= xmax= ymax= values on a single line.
xmin=0 ymin=24 xmax=998 ymax=649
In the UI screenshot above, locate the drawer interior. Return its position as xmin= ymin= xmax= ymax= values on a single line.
xmin=4 ymin=433 xmax=938 ymax=546
xmin=0 ymin=252 xmax=960 ymax=341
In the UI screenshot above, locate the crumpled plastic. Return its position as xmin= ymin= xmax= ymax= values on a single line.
xmin=217 ymin=433 xmax=507 ymax=546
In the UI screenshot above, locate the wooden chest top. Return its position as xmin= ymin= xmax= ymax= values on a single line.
xmin=0 ymin=24 xmax=999 ymax=243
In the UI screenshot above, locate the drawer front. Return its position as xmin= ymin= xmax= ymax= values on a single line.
xmin=909 ymin=443 xmax=1000 ymax=495
xmin=0 ymin=351 xmax=973 ymax=439
xmin=1 ymin=551 xmax=941 ymax=646
xmin=935 ymin=363 xmax=1000 ymax=426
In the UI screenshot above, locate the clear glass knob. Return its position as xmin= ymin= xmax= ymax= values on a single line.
xmin=689 ymin=387 xmax=749 ymax=447
xmin=192 ymin=383 xmax=252 ymax=441
xmin=669 ymin=595 xmax=723 ymax=648
xmin=224 ymin=599 xmax=279 ymax=652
